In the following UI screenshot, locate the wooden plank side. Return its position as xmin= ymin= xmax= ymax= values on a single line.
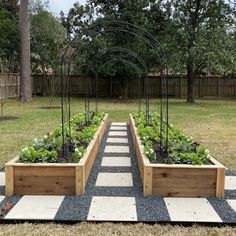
xmin=14 ymin=166 xmax=75 ymax=177
xmin=98 ymin=114 xmax=109 ymax=145
xmin=84 ymin=137 xmax=99 ymax=183
xmin=129 ymin=114 xmax=149 ymax=184
xmin=135 ymin=138 xmax=144 ymax=183
xmin=154 ymin=178 xmax=216 ymax=188
xmin=153 ymin=168 xmax=217 ymax=178
xmin=13 ymin=166 xmax=75 ymax=195
xmin=5 ymin=165 xmax=14 ymax=196
xmin=152 ymin=167 xmax=217 ymax=197
xmin=129 ymin=115 xmax=136 ymax=146
xmin=154 ymin=187 xmax=216 ymax=197
xmin=14 ymin=176 xmax=75 ymax=195
xmin=216 ymin=168 xmax=225 ymax=198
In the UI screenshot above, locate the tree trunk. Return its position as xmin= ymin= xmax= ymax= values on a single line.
xmin=20 ymin=0 xmax=32 ymax=102
xmin=186 ymin=62 xmax=195 ymax=103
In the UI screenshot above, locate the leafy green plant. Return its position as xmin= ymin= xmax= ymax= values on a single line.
xmin=20 ymin=146 xmax=57 ymax=163
xmin=133 ymin=112 xmax=209 ymax=165
xmin=19 ymin=112 xmax=105 ymax=163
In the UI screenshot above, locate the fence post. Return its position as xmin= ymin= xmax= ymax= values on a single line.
xmin=17 ymin=75 xmax=20 ymax=98
xmin=198 ymin=76 xmax=201 ymax=98
xmin=217 ymin=77 xmax=220 ymax=98
xmin=179 ymin=75 xmax=182 ymax=98
xmin=234 ymin=81 xmax=236 ymax=98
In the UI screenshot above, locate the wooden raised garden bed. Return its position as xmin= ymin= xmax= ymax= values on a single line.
xmin=129 ymin=114 xmax=225 ymax=198
xmin=5 ymin=114 xmax=109 ymax=196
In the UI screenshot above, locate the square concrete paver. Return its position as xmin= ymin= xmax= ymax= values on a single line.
xmin=0 ymin=196 xmax=5 ymax=202
xmin=101 ymin=157 xmax=131 ymax=167
xmin=95 ymin=173 xmax=133 ymax=186
xmin=108 ymin=131 xmax=127 ymax=136
xmin=227 ymin=200 xmax=236 ymax=212
xmin=0 ymin=172 xmax=5 ymax=186
xmin=87 ymin=196 xmax=137 ymax=221
xmin=5 ymin=196 xmax=64 ymax=220
xmin=225 ymin=176 xmax=236 ymax=190
xmin=110 ymin=126 xmax=127 ymax=131
xmin=164 ymin=198 xmax=222 ymax=222
xmin=111 ymin=122 xmax=127 ymax=126
xmin=107 ymin=137 xmax=128 ymax=143
xmin=104 ymin=145 xmax=130 ymax=153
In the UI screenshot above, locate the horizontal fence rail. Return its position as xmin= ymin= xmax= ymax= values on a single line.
xmin=1 ymin=74 xmax=236 ymax=99
xmin=32 ymin=75 xmax=236 ymax=99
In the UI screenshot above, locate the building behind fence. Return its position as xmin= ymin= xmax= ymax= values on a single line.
xmin=1 ymin=74 xmax=236 ymax=99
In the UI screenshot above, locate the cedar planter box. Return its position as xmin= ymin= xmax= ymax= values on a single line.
xmin=5 ymin=114 xmax=109 ymax=196
xmin=129 ymin=114 xmax=225 ymax=198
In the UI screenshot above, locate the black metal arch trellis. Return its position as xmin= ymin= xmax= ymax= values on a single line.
xmin=92 ymin=47 xmax=149 ymax=114
xmin=60 ymin=20 xmax=169 ymax=158
xmin=64 ymin=46 xmax=149 ymax=123
xmin=80 ymin=58 xmax=146 ymax=119
xmin=61 ymin=45 xmax=150 ymax=121
xmin=97 ymin=57 xmax=147 ymax=113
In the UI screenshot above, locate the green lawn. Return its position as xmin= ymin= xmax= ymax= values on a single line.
xmin=0 ymin=96 xmax=235 ymax=172
xmin=0 ymin=97 xmax=236 ymax=235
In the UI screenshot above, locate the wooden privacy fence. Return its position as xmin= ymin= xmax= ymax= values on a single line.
xmin=32 ymin=75 xmax=236 ymax=98
xmin=164 ymin=76 xmax=236 ymax=98
xmin=0 ymin=74 xmax=20 ymax=99
xmin=1 ymin=74 xmax=236 ymax=99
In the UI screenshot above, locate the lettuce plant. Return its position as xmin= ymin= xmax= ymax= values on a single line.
xmin=19 ymin=112 xmax=105 ymax=163
xmin=133 ymin=112 xmax=209 ymax=165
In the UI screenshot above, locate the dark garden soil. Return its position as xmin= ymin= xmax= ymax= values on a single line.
xmin=0 ymin=116 xmax=18 ymax=121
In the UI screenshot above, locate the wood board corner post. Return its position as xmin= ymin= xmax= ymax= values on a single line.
xmin=216 ymin=167 xmax=225 ymax=198
xmin=75 ymin=165 xmax=85 ymax=195
xmin=5 ymin=164 xmax=14 ymax=196
xmin=143 ymin=166 xmax=152 ymax=196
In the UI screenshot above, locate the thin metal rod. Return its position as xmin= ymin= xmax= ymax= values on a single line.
xmin=95 ymin=74 xmax=98 ymax=113
xmin=60 ymin=64 xmax=65 ymax=157
xmin=138 ymin=76 xmax=141 ymax=113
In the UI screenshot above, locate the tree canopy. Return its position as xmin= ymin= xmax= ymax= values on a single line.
xmin=30 ymin=1 xmax=66 ymax=74
xmin=60 ymin=0 xmax=236 ymax=101
xmin=0 ymin=1 xmax=19 ymax=71
xmin=0 ymin=0 xmax=236 ymax=101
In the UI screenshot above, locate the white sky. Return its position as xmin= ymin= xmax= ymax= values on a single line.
xmin=48 ymin=0 xmax=87 ymax=14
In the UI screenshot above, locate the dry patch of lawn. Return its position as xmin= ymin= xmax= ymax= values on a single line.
xmin=0 ymin=223 xmax=236 ymax=236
